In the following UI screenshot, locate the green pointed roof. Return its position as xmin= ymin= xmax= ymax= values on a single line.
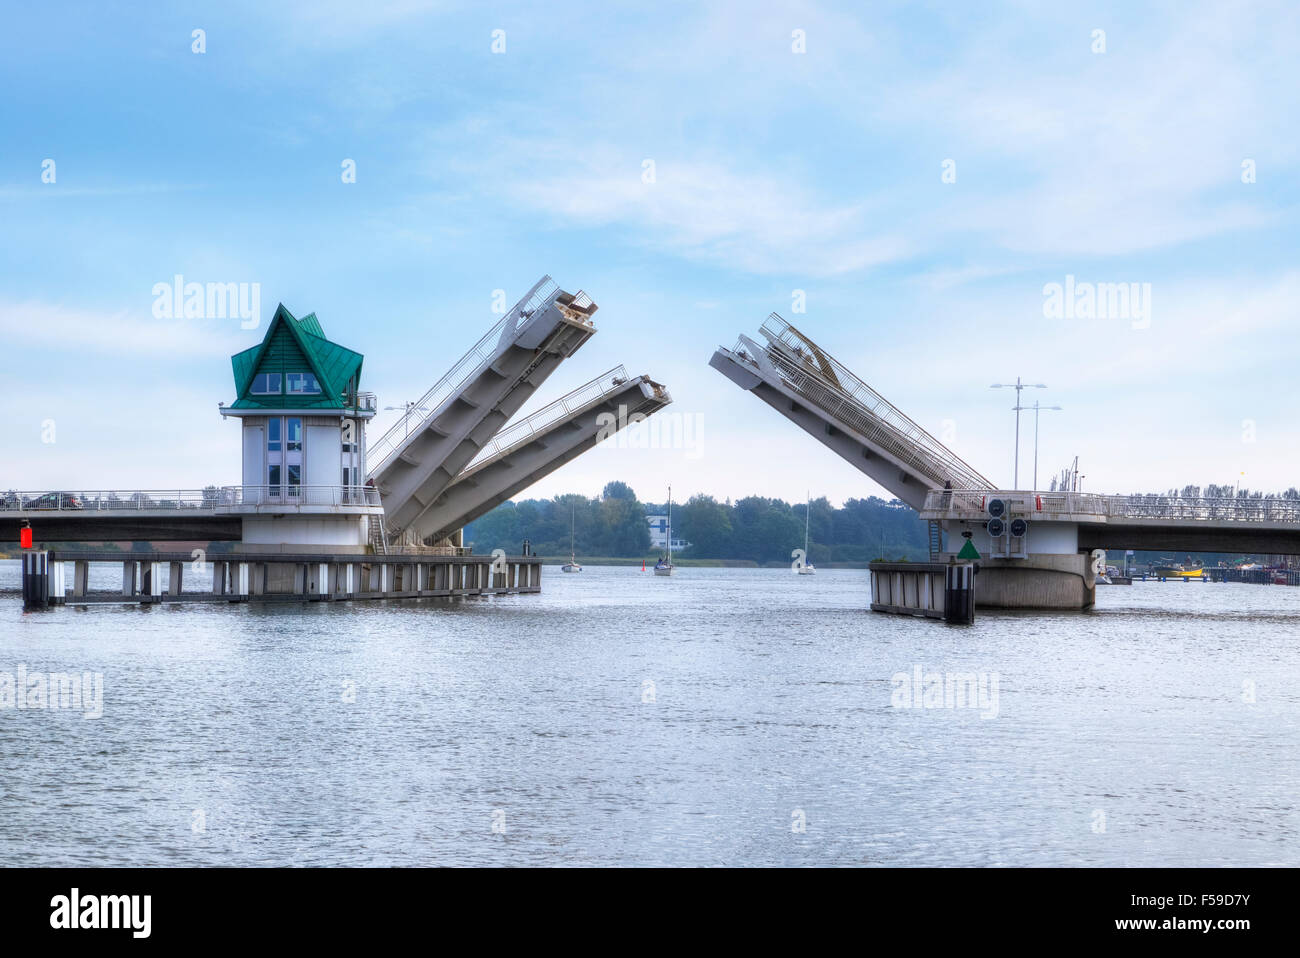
xmin=229 ymin=304 xmax=364 ymax=409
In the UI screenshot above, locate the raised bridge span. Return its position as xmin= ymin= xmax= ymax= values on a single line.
xmin=365 ymin=276 xmax=599 ymax=541
xmin=710 ymin=312 xmax=993 ymax=510
xmin=711 ymin=314 xmax=1300 ymax=609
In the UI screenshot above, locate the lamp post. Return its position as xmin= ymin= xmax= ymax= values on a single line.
xmin=991 ymin=378 xmax=1046 ymax=489
xmin=384 ymin=400 xmax=428 ymax=439
xmin=1015 ymin=400 xmax=1062 ymax=491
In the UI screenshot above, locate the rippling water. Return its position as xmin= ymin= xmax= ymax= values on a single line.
xmin=1 ymin=559 xmax=1297 ymax=866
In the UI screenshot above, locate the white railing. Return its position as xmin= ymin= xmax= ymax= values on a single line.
xmin=0 ymin=486 xmax=382 ymax=513
xmin=365 ymin=277 xmax=565 ymax=477
xmin=462 ymin=365 xmax=631 ymax=472
xmin=757 ymin=314 xmax=994 ymax=491
xmin=225 ymin=485 xmax=382 ymax=507
xmin=728 ymin=330 xmax=989 ymax=492
xmin=922 ymin=488 xmax=1300 ymax=524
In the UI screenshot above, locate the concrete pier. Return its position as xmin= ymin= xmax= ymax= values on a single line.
xmin=44 ymin=550 xmax=542 ymax=605
xmin=869 ymin=561 xmax=976 ymax=623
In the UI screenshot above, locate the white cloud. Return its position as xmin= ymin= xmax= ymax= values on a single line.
xmin=0 ymin=301 xmax=250 ymax=357
xmin=512 ymin=154 xmax=911 ymax=276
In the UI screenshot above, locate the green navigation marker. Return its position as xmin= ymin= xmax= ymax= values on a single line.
xmin=957 ymin=539 xmax=981 ymax=561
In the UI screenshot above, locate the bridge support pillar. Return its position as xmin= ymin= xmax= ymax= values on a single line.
xmin=22 ymin=551 xmax=51 ymax=610
xmin=73 ymin=560 xmax=89 ymax=598
xmin=971 ymin=554 xmax=1096 ymax=610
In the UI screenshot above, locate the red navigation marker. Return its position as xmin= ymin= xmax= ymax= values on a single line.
xmin=20 ymin=527 xmax=33 ymax=549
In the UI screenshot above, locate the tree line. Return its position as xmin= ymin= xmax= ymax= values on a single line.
xmin=464 ymin=481 xmax=930 ymax=563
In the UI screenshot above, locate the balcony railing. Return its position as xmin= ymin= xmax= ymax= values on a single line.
xmin=0 ymin=486 xmax=382 ymax=513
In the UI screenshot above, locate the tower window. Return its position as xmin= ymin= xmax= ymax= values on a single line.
xmin=287 ymin=372 xmax=321 ymax=395
xmin=251 ymin=373 xmax=281 ymax=394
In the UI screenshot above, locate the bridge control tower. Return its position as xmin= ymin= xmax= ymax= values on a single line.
xmin=220 ymin=304 xmax=384 ymax=549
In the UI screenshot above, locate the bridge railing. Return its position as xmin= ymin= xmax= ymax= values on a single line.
xmin=738 ymin=333 xmax=991 ymax=492
xmin=0 ymin=486 xmax=382 ymax=513
xmin=922 ymin=488 xmax=1300 ymax=523
xmin=365 ymin=276 xmax=567 ymax=478
xmin=1104 ymin=494 xmax=1300 ymax=523
xmin=461 ymin=365 xmax=631 ymax=472
xmin=754 ymin=315 xmax=995 ymax=491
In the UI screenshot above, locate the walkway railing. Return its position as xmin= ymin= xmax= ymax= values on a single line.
xmin=1 ymin=486 xmax=382 ymax=513
xmin=365 ymin=277 xmax=569 ymax=477
xmin=462 ymin=365 xmax=631 ymax=472
xmin=922 ymin=488 xmax=1300 ymax=524
xmin=735 ymin=317 xmax=994 ymax=491
xmin=760 ymin=313 xmax=994 ymax=490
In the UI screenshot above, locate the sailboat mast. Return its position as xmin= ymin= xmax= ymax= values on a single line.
xmin=667 ymin=485 xmax=672 ymax=562
xmin=804 ymin=490 xmax=810 ymax=553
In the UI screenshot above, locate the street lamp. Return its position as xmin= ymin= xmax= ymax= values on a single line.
xmin=1015 ymin=400 xmax=1062 ymax=491
xmin=991 ymin=378 xmax=1046 ymax=489
xmin=384 ymin=400 xmax=429 ymax=439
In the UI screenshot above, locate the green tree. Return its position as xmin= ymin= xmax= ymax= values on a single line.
xmin=677 ymin=495 xmax=732 ymax=556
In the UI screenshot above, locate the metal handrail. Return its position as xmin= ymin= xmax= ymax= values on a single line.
xmin=461 ymin=365 xmax=631 ymax=472
xmin=365 ymin=276 xmax=564 ymax=476
xmin=728 ymin=331 xmax=990 ymax=492
xmin=0 ymin=486 xmax=382 ymax=512
xmin=921 ymin=488 xmax=1300 ymax=524
xmin=758 ymin=313 xmax=994 ymax=490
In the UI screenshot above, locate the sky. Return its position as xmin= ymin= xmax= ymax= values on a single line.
xmin=2 ymin=0 xmax=1297 ymax=507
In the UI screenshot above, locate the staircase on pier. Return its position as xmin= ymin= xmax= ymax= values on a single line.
xmin=367 ymin=276 xmax=597 ymax=539
xmin=709 ymin=313 xmax=993 ymax=510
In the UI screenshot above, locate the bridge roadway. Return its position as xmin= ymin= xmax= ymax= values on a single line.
xmin=920 ymin=489 xmax=1300 ymax=556
xmin=0 ymin=486 xmax=381 ymax=543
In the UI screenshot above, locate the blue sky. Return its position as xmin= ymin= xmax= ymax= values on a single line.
xmin=2 ymin=1 xmax=1298 ymax=505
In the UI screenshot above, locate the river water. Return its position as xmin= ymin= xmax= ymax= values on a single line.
xmin=1 ymin=560 xmax=1296 ymax=867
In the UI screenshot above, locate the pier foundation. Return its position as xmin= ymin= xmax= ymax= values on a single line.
xmin=37 ymin=550 xmax=542 ymax=606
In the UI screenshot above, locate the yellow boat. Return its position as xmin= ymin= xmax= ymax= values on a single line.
xmin=1154 ymin=565 xmax=1204 ymax=579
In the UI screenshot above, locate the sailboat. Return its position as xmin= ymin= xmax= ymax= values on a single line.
xmin=798 ymin=490 xmax=816 ymax=575
xmin=561 ymin=503 xmax=582 ymax=572
xmin=654 ymin=485 xmax=675 ymax=576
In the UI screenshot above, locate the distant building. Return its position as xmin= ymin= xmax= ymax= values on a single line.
xmin=646 ymin=515 xmax=689 ymax=551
